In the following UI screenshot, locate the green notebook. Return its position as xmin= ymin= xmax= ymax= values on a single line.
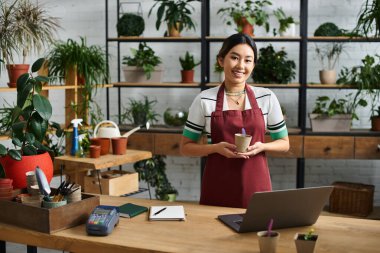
xmin=118 ymin=203 xmax=148 ymax=218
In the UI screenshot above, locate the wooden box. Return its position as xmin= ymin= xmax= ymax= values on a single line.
xmin=84 ymin=170 xmax=138 ymax=196
xmin=329 ymin=181 xmax=374 ymax=217
xmin=0 ymin=194 xmax=99 ymax=233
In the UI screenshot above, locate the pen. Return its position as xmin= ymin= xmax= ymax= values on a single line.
xmin=153 ymin=207 xmax=167 ymax=215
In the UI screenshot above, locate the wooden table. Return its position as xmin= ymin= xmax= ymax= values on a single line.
xmin=53 ymin=150 xmax=152 ymax=193
xmin=0 ymin=196 xmax=379 ymax=253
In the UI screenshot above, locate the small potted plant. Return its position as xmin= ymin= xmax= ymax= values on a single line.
xmin=179 ymin=51 xmax=201 ymax=83
xmin=294 ymin=228 xmax=318 ymax=253
xmin=148 ymin=0 xmax=200 ymax=37
xmin=253 ymin=45 xmax=296 ymax=84
xmin=309 ymin=94 xmax=367 ymax=132
xmin=217 ymin=0 xmax=272 ymax=36
xmin=273 ymin=8 xmax=298 ymax=37
xmin=120 ymin=96 xmax=160 ymax=126
xmin=315 ymin=43 xmax=344 ymax=84
xmin=117 ymin=13 xmax=145 ymax=37
xmin=122 ymin=42 xmax=163 ymax=83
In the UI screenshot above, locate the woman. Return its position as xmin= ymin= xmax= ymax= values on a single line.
xmin=180 ymin=33 xmax=290 ymax=208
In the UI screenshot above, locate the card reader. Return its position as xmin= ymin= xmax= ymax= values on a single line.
xmin=86 ymin=205 xmax=119 ymax=236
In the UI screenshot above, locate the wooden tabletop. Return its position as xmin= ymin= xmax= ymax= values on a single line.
xmin=0 ymin=196 xmax=379 ymax=253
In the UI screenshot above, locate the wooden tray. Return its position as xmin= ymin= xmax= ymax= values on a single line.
xmin=0 ymin=194 xmax=99 ymax=233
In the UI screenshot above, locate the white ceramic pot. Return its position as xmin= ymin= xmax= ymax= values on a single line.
xmin=319 ymin=70 xmax=336 ymax=84
xmin=280 ymin=23 xmax=296 ymax=37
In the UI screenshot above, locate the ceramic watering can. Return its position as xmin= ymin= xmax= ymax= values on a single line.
xmin=122 ymin=122 xmax=150 ymax=138
xmin=93 ymin=120 xmax=121 ymax=138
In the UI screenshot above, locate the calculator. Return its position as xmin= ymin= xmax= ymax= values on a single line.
xmin=86 ymin=205 xmax=119 ymax=236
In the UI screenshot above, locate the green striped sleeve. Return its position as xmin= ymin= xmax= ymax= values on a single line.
xmin=183 ymin=128 xmax=201 ymax=141
xmin=269 ymin=128 xmax=288 ymax=140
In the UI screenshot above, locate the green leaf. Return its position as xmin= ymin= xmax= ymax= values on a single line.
xmin=12 ymin=121 xmax=26 ymax=134
xmin=8 ymin=149 xmax=22 ymax=161
xmin=17 ymin=73 xmax=30 ymax=92
xmin=0 ymin=144 xmax=7 ymax=156
xmin=35 ymin=76 xmax=49 ymax=83
xmin=22 ymin=145 xmax=37 ymax=156
xmin=33 ymin=94 xmax=52 ymax=121
xmin=34 ymin=140 xmax=51 ymax=152
xmin=17 ymin=83 xmax=33 ymax=108
xmin=12 ymin=138 xmax=22 ymax=147
xmin=30 ymin=114 xmax=47 ymax=142
xmin=25 ymin=133 xmax=36 ymax=145
xmin=31 ymin=58 xmax=45 ymax=73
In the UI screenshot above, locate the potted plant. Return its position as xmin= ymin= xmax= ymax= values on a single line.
xmin=148 ymin=0 xmax=200 ymax=37
xmin=294 ymin=228 xmax=318 ymax=253
xmin=120 ymin=96 xmax=160 ymax=126
xmin=117 ymin=13 xmax=145 ymax=37
xmin=337 ymin=55 xmax=380 ymax=131
xmin=179 ymin=51 xmax=201 ymax=83
xmin=0 ymin=0 xmax=60 ymax=88
xmin=315 ymin=43 xmax=344 ymax=84
xmin=217 ymin=0 xmax=272 ymax=37
xmin=253 ymin=45 xmax=296 ymax=84
xmin=309 ymin=94 xmax=367 ymax=132
xmin=134 ymin=155 xmax=178 ymax=201
xmin=122 ymin=42 xmax=163 ymax=83
xmin=352 ymin=0 xmax=380 ymax=38
xmin=47 ymin=37 xmax=109 ymax=124
xmin=273 ymin=8 xmax=298 ymax=37
xmin=214 ymin=61 xmax=225 ymax=82
xmin=314 ymin=22 xmax=345 ymax=37
xmin=0 ymin=58 xmax=62 ymax=189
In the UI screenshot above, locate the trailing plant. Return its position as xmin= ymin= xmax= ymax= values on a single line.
xmin=337 ymin=54 xmax=380 ymax=116
xmin=47 ymin=37 xmax=109 ymax=123
xmin=117 ymin=13 xmax=145 ymax=37
xmin=253 ymin=45 xmax=296 ymax=84
xmin=134 ymin=155 xmax=178 ymax=200
xmin=273 ymin=8 xmax=297 ymax=34
xmin=122 ymin=42 xmax=162 ymax=79
xmin=179 ymin=51 xmax=201 ymax=70
xmin=148 ymin=0 xmax=200 ymax=34
xmin=352 ymin=0 xmax=380 ymax=38
xmin=0 ymin=58 xmax=62 ymax=160
xmin=217 ymin=0 xmax=272 ymax=33
xmin=315 ymin=43 xmax=344 ymax=70
xmin=312 ymin=94 xmax=367 ymax=120
xmin=120 ymin=96 xmax=160 ymax=126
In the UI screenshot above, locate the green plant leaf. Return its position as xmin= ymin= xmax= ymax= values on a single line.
xmin=25 ymin=133 xmax=36 ymax=145
xmin=0 ymin=144 xmax=7 ymax=156
xmin=30 ymin=114 xmax=47 ymax=142
xmin=22 ymin=145 xmax=37 ymax=156
xmin=31 ymin=58 xmax=46 ymax=73
xmin=12 ymin=121 xmax=26 ymax=135
xmin=17 ymin=83 xmax=33 ymax=108
xmin=12 ymin=138 xmax=22 ymax=147
xmin=34 ymin=140 xmax=51 ymax=152
xmin=33 ymin=94 xmax=52 ymax=121
xmin=17 ymin=73 xmax=30 ymax=93
xmin=8 ymin=149 xmax=22 ymax=161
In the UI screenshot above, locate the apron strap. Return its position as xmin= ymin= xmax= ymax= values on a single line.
xmin=215 ymin=83 xmax=260 ymax=112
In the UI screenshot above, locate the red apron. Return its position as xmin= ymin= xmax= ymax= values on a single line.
xmin=200 ymin=84 xmax=272 ymax=208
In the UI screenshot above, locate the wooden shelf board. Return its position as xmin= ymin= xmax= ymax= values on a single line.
xmin=0 ymin=84 xmax=112 ymax=92
xmin=206 ymin=83 xmax=300 ymax=88
xmin=0 ymin=135 xmax=10 ymax=141
xmin=307 ymin=84 xmax=356 ymax=89
xmin=109 ymin=36 xmax=201 ymax=42
xmin=113 ymin=82 xmax=200 ymax=87
xmin=308 ymin=36 xmax=380 ymax=42
xmin=206 ymin=36 xmax=302 ymax=41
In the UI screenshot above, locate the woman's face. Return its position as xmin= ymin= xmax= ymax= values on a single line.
xmin=218 ymin=43 xmax=255 ymax=88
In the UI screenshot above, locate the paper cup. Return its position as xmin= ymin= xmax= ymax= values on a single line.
xmin=257 ymin=231 xmax=280 ymax=253
xmin=235 ymin=133 xmax=252 ymax=152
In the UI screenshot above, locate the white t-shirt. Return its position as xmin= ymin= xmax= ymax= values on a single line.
xmin=183 ymin=85 xmax=288 ymax=143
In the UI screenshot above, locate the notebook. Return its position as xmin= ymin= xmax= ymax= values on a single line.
xmin=118 ymin=203 xmax=148 ymax=218
xmin=149 ymin=206 xmax=186 ymax=221
xmin=218 ymin=186 xmax=333 ymax=233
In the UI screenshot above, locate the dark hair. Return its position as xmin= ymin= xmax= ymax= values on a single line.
xmin=217 ymin=33 xmax=258 ymax=65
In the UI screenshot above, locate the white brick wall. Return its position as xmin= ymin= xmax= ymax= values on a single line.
xmin=1 ymin=0 xmax=379 ymax=205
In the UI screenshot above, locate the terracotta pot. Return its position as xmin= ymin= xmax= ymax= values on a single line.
xmin=371 ymin=116 xmax=380 ymax=131
xmin=111 ymin=137 xmax=128 ymax=155
xmin=90 ymin=138 xmax=110 ymax=155
xmin=168 ymin=22 xmax=181 ymax=37
xmin=0 ymin=152 xmax=53 ymax=189
xmin=181 ymin=70 xmax=195 ymax=83
xmin=319 ymin=70 xmax=336 ymax=84
xmin=235 ymin=17 xmax=254 ymax=37
xmin=6 ymin=64 xmax=30 ymax=88
xmin=89 ymin=145 xmax=101 ymax=158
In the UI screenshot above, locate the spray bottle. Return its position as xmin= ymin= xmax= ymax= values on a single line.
xmin=70 ymin=119 xmax=83 ymax=156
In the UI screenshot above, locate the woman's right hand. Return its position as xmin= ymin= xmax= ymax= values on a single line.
xmin=215 ymin=142 xmax=242 ymax=158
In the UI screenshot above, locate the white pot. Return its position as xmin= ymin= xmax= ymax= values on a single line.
xmin=319 ymin=70 xmax=336 ymax=84
xmin=123 ymin=65 xmax=163 ymax=83
xmin=280 ymin=23 xmax=296 ymax=37
xmin=309 ymin=114 xmax=352 ymax=132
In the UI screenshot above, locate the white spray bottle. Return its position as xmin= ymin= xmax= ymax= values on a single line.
xmin=70 ymin=119 xmax=83 ymax=156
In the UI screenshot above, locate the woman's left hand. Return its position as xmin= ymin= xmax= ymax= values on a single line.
xmin=237 ymin=142 xmax=265 ymax=158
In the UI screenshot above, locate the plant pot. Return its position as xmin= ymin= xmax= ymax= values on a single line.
xmin=309 ymin=113 xmax=352 ymax=132
xmin=122 ymin=65 xmax=163 ymax=83
xmin=90 ymin=138 xmax=110 ymax=155
xmin=371 ymin=116 xmax=380 ymax=131
xmin=235 ymin=17 xmax=254 ymax=37
xmin=181 ymin=70 xmax=195 ymax=83
xmin=167 ymin=22 xmax=181 ymax=37
xmin=166 ymin=193 xmax=177 ymax=202
xmin=89 ymin=145 xmax=101 ymax=158
xmin=280 ymin=23 xmax=296 ymax=37
xmin=257 ymin=231 xmax=280 ymax=253
xmin=319 ymin=70 xmax=336 ymax=84
xmin=6 ymin=64 xmax=30 ymax=88
xmin=111 ymin=137 xmax=128 ymax=155
xmin=294 ymin=233 xmax=318 ymax=253
xmin=0 ymin=152 xmax=53 ymax=189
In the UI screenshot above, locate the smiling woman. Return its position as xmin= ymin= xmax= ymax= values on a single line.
xmin=180 ymin=33 xmax=289 ymax=209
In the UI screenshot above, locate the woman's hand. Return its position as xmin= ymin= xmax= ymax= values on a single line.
xmin=237 ymin=141 xmax=265 ymax=158
xmin=215 ymin=142 xmax=246 ymax=158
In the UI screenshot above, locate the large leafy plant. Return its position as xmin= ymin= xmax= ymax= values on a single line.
xmin=353 ymin=0 xmax=380 ymax=38
xmin=253 ymin=45 xmax=296 ymax=84
xmin=0 ymin=58 xmax=63 ymax=160
xmin=120 ymin=96 xmax=160 ymax=126
xmin=122 ymin=42 xmax=162 ymax=79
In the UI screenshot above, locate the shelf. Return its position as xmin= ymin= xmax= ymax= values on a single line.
xmin=206 ymin=36 xmax=302 ymax=42
xmin=0 ymin=84 xmax=113 ymax=92
xmin=206 ymin=83 xmax=301 ymax=88
xmin=304 ymin=129 xmax=380 ymax=136
xmin=308 ymin=36 xmax=380 ymax=42
xmin=113 ymin=82 xmax=200 ymax=88
xmin=0 ymin=135 xmax=10 ymax=141
xmin=107 ymin=36 xmax=202 ymax=42
xmin=307 ymin=84 xmax=356 ymax=89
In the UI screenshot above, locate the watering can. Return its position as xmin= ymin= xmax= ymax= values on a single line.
xmin=93 ymin=120 xmax=150 ymax=138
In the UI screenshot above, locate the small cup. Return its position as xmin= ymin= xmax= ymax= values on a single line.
xmin=111 ymin=137 xmax=128 ymax=155
xmin=257 ymin=231 xmax=280 ymax=253
xmin=235 ymin=133 xmax=252 ymax=152
xmin=89 ymin=145 xmax=101 ymax=158
xmin=90 ymin=138 xmax=110 ymax=155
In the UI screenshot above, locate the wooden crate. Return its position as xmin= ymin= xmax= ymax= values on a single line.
xmin=329 ymin=181 xmax=374 ymax=217
xmin=84 ymin=170 xmax=138 ymax=196
xmin=0 ymin=194 xmax=99 ymax=233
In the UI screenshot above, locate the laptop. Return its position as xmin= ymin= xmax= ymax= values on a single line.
xmin=218 ymin=186 xmax=333 ymax=233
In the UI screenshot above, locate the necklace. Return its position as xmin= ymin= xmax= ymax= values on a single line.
xmin=225 ymin=89 xmax=246 ymax=96
xmin=228 ymin=93 xmax=245 ymax=105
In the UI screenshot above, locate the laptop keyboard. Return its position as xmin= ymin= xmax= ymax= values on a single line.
xmin=234 ymin=220 xmax=243 ymax=225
